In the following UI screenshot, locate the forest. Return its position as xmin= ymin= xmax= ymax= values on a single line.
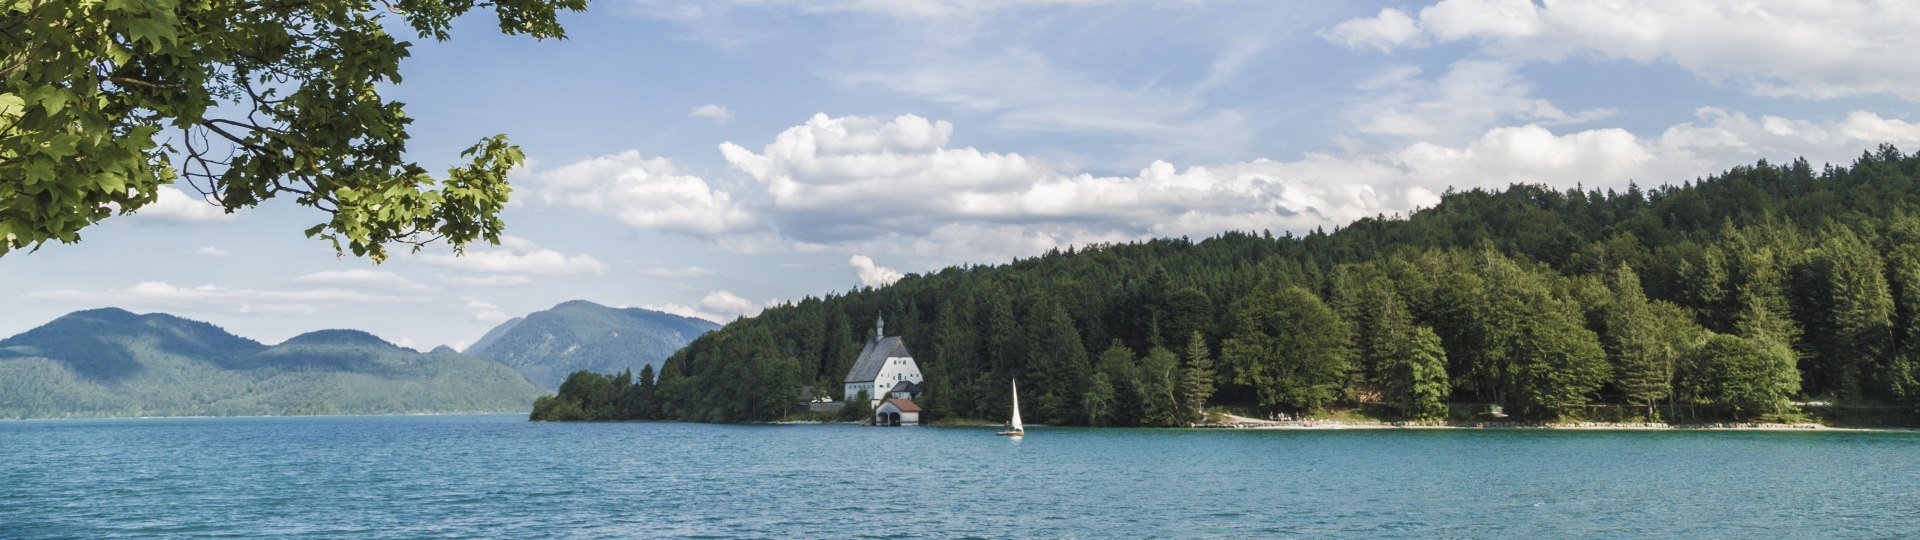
xmin=534 ymin=146 xmax=1920 ymax=427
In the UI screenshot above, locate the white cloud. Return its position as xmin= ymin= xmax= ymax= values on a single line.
xmin=194 ymin=246 xmax=229 ymax=257
xmin=717 ymin=113 xmax=1431 ymax=246
xmin=644 ymin=290 xmax=775 ymax=323
xmin=438 ymin=274 xmax=535 ymax=287
xmin=392 ymin=336 xmax=421 ymax=351
xmin=293 ymin=270 xmax=427 ymax=291
xmin=1352 ymin=61 xmax=1613 ymax=144
xmin=1321 ymin=7 xmax=1424 ymax=52
xmin=23 ymin=281 xmax=416 ymax=316
xmin=642 ymin=303 xmax=720 ymax=322
xmin=421 ymin=236 xmax=610 ymax=276
xmin=1325 ymin=0 xmax=1920 ymax=101
xmin=465 ymin=300 xmax=512 ymax=324
xmin=630 ymin=0 xmax=1115 ymax=20
xmin=548 ymin=109 xmax=1920 ymax=271
xmin=526 ymin=150 xmax=757 ymax=235
xmin=689 ymin=104 xmax=735 ymax=123
xmin=834 ymin=50 xmax=1251 ymax=159
xmin=849 ymin=255 xmax=903 ymax=287
xmin=638 ymin=265 xmax=716 ymax=278
xmin=131 ymin=186 xmax=236 ymax=223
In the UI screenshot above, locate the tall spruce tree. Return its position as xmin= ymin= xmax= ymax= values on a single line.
xmin=1179 ymin=331 xmax=1215 ymax=424
xmin=1603 ymin=266 xmax=1674 ymax=418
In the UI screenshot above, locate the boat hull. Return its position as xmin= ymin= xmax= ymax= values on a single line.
xmin=996 ymin=431 xmax=1024 ymax=436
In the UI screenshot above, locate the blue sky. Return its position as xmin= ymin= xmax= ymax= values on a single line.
xmin=7 ymin=0 xmax=1920 ymax=350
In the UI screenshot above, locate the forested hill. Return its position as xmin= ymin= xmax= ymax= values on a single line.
xmin=548 ymin=146 xmax=1920 ymax=426
xmin=465 ymin=300 xmax=719 ymax=390
xmin=0 ymin=309 xmax=542 ymax=419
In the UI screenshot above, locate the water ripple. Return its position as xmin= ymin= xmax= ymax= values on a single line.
xmin=3 ymin=416 xmax=1919 ymax=538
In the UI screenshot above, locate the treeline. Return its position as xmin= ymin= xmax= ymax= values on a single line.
xmin=530 ymin=366 xmax=659 ymax=421
xmin=542 ymin=146 xmax=1920 ymax=426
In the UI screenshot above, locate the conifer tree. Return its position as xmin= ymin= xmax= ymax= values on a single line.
xmin=1604 ymin=266 xmax=1674 ymax=418
xmin=1179 ymin=331 xmax=1215 ymax=424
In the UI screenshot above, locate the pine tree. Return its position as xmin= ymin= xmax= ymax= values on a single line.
xmin=1887 ymin=248 xmax=1920 ymax=403
xmin=1810 ymin=226 xmax=1895 ymax=399
xmin=1178 ymin=331 xmax=1215 ymax=424
xmin=822 ymin=311 xmax=854 ymax=399
xmin=1604 ymin=265 xmax=1674 ymax=418
xmin=1026 ymin=298 xmax=1090 ymax=424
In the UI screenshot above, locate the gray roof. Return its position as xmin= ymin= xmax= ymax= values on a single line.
xmin=888 ymin=380 xmax=921 ymax=394
xmin=843 ymin=336 xmax=911 ymax=383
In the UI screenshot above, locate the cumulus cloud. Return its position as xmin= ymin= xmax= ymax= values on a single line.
xmin=294 ymin=270 xmax=427 ymax=291
xmin=23 ymin=281 xmax=416 ymax=316
xmin=1323 ymin=0 xmax=1920 ymax=101
xmin=849 ymin=255 xmax=903 ymax=287
xmin=716 ymin=113 xmax=1439 ymax=245
xmin=689 ymin=104 xmax=735 ymax=123
xmin=421 ymin=236 xmax=609 ymax=276
xmin=540 ymin=110 xmax=1920 ymax=270
xmin=643 ymin=290 xmax=776 ymax=323
xmin=525 ymin=150 xmax=757 ymax=235
xmin=130 ymin=186 xmax=236 ymax=223
xmin=194 ymin=246 xmax=229 ymax=257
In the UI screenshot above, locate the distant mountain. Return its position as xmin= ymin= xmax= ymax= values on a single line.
xmin=467 ymin=316 xmax=523 ymax=353
xmin=0 ymin=308 xmax=542 ymax=419
xmin=465 ymin=300 xmax=719 ymax=389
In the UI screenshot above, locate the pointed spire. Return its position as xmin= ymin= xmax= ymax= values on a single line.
xmin=875 ymin=314 xmax=886 ymax=342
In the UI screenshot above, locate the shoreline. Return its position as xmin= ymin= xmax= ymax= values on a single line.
xmin=0 ymin=410 xmax=532 ymax=422
xmin=1201 ymin=414 xmax=1912 ymax=432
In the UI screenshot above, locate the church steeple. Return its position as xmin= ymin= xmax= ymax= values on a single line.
xmin=874 ymin=315 xmax=886 ymax=342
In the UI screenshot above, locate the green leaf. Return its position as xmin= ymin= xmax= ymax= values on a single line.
xmin=0 ymin=93 xmax=23 ymax=118
xmin=40 ymin=133 xmax=80 ymax=159
xmin=127 ymin=18 xmax=178 ymax=50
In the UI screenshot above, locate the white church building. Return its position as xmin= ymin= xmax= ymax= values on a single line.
xmin=843 ymin=316 xmax=922 ymax=409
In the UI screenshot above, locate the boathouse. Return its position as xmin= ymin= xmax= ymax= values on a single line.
xmin=875 ymin=398 xmax=921 ymax=426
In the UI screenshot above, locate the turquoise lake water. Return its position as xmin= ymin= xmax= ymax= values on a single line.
xmin=3 ymin=414 xmax=1918 ymax=538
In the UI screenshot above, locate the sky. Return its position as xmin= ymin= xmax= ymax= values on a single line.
xmin=8 ymin=0 xmax=1920 ymax=350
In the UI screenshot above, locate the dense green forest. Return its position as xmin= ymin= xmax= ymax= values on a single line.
xmin=536 ymin=146 xmax=1920 ymax=427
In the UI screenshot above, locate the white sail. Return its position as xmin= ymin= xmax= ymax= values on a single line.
xmin=1010 ymin=379 xmax=1024 ymax=432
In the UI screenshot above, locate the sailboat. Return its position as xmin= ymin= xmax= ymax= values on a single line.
xmin=997 ymin=379 xmax=1025 ymax=437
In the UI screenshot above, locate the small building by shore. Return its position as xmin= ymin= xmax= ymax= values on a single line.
xmin=875 ymin=398 xmax=921 ymax=426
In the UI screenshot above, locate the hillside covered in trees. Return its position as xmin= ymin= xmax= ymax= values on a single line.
xmin=465 ymin=300 xmax=718 ymax=390
xmin=538 ymin=146 xmax=1920 ymax=427
xmin=0 ymin=309 xmax=543 ymax=418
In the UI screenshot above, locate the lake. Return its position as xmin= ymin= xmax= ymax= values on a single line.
xmin=3 ymin=414 xmax=1917 ymax=538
